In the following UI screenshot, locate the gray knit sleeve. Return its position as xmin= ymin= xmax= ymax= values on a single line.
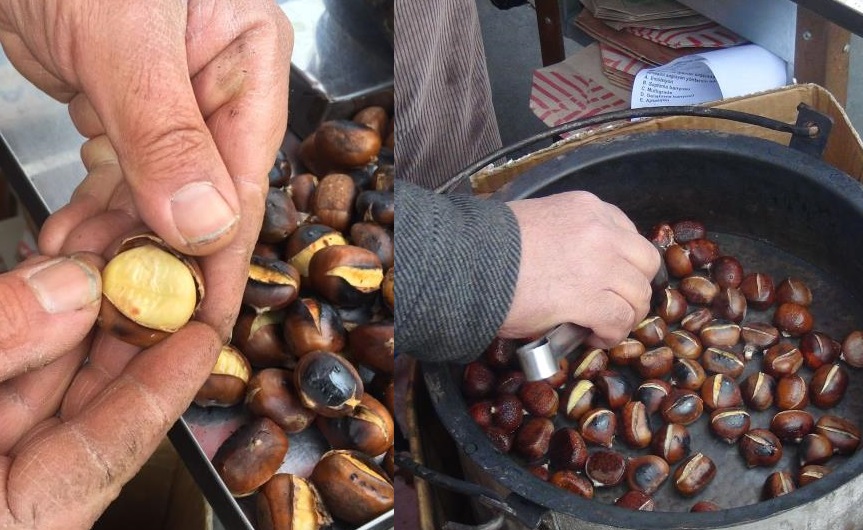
xmin=395 ymin=180 xmax=521 ymax=363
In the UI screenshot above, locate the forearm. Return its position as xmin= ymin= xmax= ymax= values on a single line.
xmin=395 ymin=180 xmax=521 ymax=363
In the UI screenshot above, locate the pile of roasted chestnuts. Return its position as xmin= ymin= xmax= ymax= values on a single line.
xmin=464 ymin=219 xmax=862 ymax=512
xmin=195 ymin=106 xmax=393 ymax=528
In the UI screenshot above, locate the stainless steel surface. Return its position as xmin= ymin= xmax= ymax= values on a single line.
xmin=517 ymin=322 xmax=590 ymax=381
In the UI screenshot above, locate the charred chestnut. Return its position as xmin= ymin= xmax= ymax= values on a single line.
xmin=672 ymin=220 xmax=706 ymax=243
xmin=349 ymin=320 xmax=394 ymax=375
xmin=260 ymin=187 xmax=301 ymax=243
xmin=700 ymin=347 xmax=745 ymax=378
xmin=634 ymin=379 xmax=672 ymax=415
xmin=700 ymin=374 xmax=742 ymax=410
xmin=194 ymin=344 xmax=252 ymax=408
xmin=673 ymin=453 xmax=716 ymax=497
xmin=315 ymin=120 xmax=382 ymax=168
xmin=685 ymin=239 xmax=720 ymax=269
xmin=626 ymin=455 xmax=669 ymax=495
xmin=287 ymin=173 xmax=318 ymax=213
xmin=699 ymin=320 xmax=741 ymax=349
xmin=245 ymin=368 xmax=316 ymax=433
xmin=382 ymin=266 xmax=394 ymax=312
xmin=309 ymin=449 xmax=394 ymax=526
xmin=350 ymin=222 xmax=394 ymax=271
xmin=580 ymin=408 xmax=617 ymax=447
xmin=799 ymin=465 xmax=831 ymax=486
xmin=355 ymin=190 xmax=395 ymax=227
xmin=316 ymin=393 xmax=394 ymax=456
xmin=98 ymin=234 xmax=203 ymax=347
xmin=681 ymin=308 xmax=714 ymax=334
xmin=711 ymin=288 xmax=747 ymax=322
xmin=809 ymin=363 xmax=849 ymax=408
xmin=652 ymin=423 xmax=691 ymax=464
xmin=308 ymin=245 xmax=383 ymax=308
xmin=282 ymin=297 xmax=347 ymax=358
xmin=212 ymin=417 xmax=290 ymax=497
xmin=670 ymin=358 xmax=707 ymax=391
xmin=659 ymin=389 xmax=704 ymax=426
xmin=594 ymin=370 xmax=632 ymax=410
xmin=585 ymin=449 xmax=626 ymax=487
xmin=352 ymin=106 xmax=389 ymax=138
xmin=257 ymin=473 xmax=333 ymax=530
xmin=294 ymin=350 xmax=363 ymax=417
xmin=243 ymin=256 xmax=300 ymax=313
xmin=284 ymin=224 xmax=348 ymax=278
xmin=739 ymin=429 xmax=783 ymax=468
xmin=770 ymin=410 xmax=815 ymax=444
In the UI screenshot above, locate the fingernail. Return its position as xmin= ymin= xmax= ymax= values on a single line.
xmin=26 ymin=257 xmax=101 ymax=314
xmin=171 ymin=182 xmax=238 ymax=245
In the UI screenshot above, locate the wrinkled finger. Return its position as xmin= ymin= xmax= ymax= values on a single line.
xmin=581 ymin=290 xmax=639 ymax=349
xmin=0 ymin=342 xmax=89 ymax=454
xmin=617 ymin=230 xmax=663 ymax=282
xmin=68 ymin=92 xmax=105 ymax=138
xmin=0 ymin=253 xmax=102 ymax=382
xmin=5 ymin=322 xmax=220 ymax=530
xmin=0 ymin=29 xmax=75 ymax=101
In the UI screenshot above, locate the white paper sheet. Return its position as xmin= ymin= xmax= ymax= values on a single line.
xmin=631 ymin=44 xmax=787 ymax=108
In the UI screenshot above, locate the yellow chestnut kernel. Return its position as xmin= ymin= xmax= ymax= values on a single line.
xmin=325 ymin=265 xmax=384 ymax=292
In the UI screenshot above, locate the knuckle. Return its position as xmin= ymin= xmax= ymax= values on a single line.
xmin=0 ymin=281 xmax=32 ymax=354
xmin=127 ymin=120 xmax=211 ymax=177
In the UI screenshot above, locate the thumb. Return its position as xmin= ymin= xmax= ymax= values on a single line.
xmin=0 ymin=254 xmax=103 ymax=382
xmin=74 ymin=4 xmax=240 ymax=255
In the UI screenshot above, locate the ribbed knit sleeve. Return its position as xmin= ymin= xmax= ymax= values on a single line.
xmin=395 ymin=180 xmax=521 ymax=363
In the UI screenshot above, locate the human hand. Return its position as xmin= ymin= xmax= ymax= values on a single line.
xmin=502 ymin=191 xmax=661 ymax=349
xmin=0 ymin=0 xmax=293 ymax=338
xmin=0 ymin=254 xmax=222 ymax=530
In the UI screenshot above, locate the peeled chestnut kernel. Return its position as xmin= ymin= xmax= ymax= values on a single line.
xmin=194 ymin=344 xmax=252 ymax=408
xmin=260 ymin=187 xmax=301 ymax=243
xmin=741 ymin=322 xmax=780 ymax=360
xmin=763 ymin=343 xmax=804 ymax=378
xmin=633 ymin=346 xmax=674 ymax=379
xmin=740 ymin=272 xmax=776 ymax=310
xmin=243 ymin=256 xmax=301 ymax=313
xmin=773 ymin=303 xmax=814 ymax=337
xmin=739 ymin=429 xmax=783 ymax=468
xmin=775 ymin=374 xmax=809 ymax=411
xmin=632 ymin=316 xmax=668 ymax=347
xmin=815 ymin=415 xmax=861 ymax=454
xmin=626 ymin=455 xmax=669 ymax=495
xmin=560 ymin=379 xmax=596 ymax=421
xmin=699 ymin=320 xmax=741 ymax=348
xmin=283 ymin=297 xmax=347 ymax=358
xmin=98 ymin=233 xmax=203 ymax=347
xmin=355 ymin=190 xmax=395 ymax=227
xmin=310 ymin=449 xmax=393 ymax=526
xmin=634 ymin=379 xmax=671 ymax=415
xmin=841 ymin=330 xmax=863 ymax=368
xmin=763 ymin=471 xmax=796 ymax=500
xmin=315 ymin=120 xmax=382 ymax=168
xmin=660 ymin=389 xmax=704 ymax=426
xmin=294 ymin=351 xmax=363 ymax=417
xmin=349 ymin=222 xmax=394 ymax=271
xmin=570 ymin=348 xmax=608 ymax=380
xmin=776 ymin=277 xmax=813 ymax=306
xmin=381 ymin=266 xmax=394 ymax=312
xmin=799 ymin=433 xmax=833 ymax=467
xmin=585 ymin=449 xmax=626 ymax=487
xmin=609 ymin=338 xmax=645 ymax=366
xmin=615 ymin=490 xmax=655 ymax=511
xmin=700 ymin=348 xmax=745 ymax=378
xmin=681 ymin=308 xmax=714 ymax=334
xmin=664 ymin=329 xmax=702 ymax=360
xmin=670 ymin=358 xmax=706 ymax=391
xmin=799 ymin=465 xmax=831 ymax=486
xmin=771 ymin=410 xmax=815 ymax=444
xmin=595 ymin=370 xmax=632 ymax=410
xmin=665 ymin=244 xmax=693 ymax=278
xmin=810 ymin=363 xmax=849 ymax=408
xmin=285 ymin=224 xmax=348 ymax=278
xmin=621 ymin=401 xmax=652 ymax=449
xmin=212 ymin=417 xmax=290 ymax=497
xmin=711 ymin=256 xmax=744 ymax=289
xmin=741 ymin=372 xmax=776 ymax=411
xmin=656 ymin=288 xmax=688 ymax=324
xmin=710 ymin=407 xmax=751 ymax=444
xmin=287 ymin=173 xmax=318 ymax=213
xmin=491 ymin=394 xmax=524 ymax=433
xmin=308 ymin=245 xmax=383 ymax=308
xmin=316 ymin=393 xmax=394 ymax=456
xmin=580 ymin=408 xmax=617 ymax=447
xmin=672 ymin=219 xmax=706 ymax=243
xmin=800 ymin=331 xmax=841 ymax=369
xmin=712 ymin=288 xmax=747 ymax=322
xmin=652 ymin=423 xmax=691 ymax=464
xmin=701 ymin=374 xmax=742 ymax=410
xmin=519 ymin=381 xmax=559 ymax=418
xmin=514 ymin=417 xmax=554 ymax=462
xmin=549 ymin=471 xmax=594 ymax=498
xmin=349 ymin=320 xmax=394 ymax=375
xmin=690 ymin=501 xmax=721 ymax=512
xmin=548 ymin=428 xmax=588 ymax=472
xmin=257 ymin=473 xmax=332 ymax=530
xmin=673 ymin=453 xmax=716 ymax=497
xmin=679 ymin=275 xmax=720 ymax=305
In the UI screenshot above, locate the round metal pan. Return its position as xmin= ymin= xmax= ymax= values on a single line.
xmin=422 ymin=129 xmax=863 ymax=529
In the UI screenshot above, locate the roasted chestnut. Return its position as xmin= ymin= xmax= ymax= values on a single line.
xmin=711 ymin=288 xmax=747 ymax=322
xmin=287 ymin=173 xmax=318 ymax=213
xmin=700 ymin=347 xmax=745 ymax=378
xmin=741 ymin=372 xmax=776 ymax=411
xmin=711 ymin=256 xmax=744 ymax=288
xmin=495 ymin=369 xmax=525 ymax=396
xmin=739 ymin=272 xmax=775 ymax=310
xmin=648 ymin=222 xmax=675 ymax=248
xmin=773 ymin=303 xmax=814 ymax=337
xmin=679 ymin=275 xmax=720 ymax=305
xmin=545 ymin=358 xmax=569 ymax=389
xmin=656 ymin=287 xmax=688 ymax=324
xmin=580 ymin=408 xmax=617 ymax=447
xmin=690 ymin=501 xmax=721 ymax=512
xmin=776 ymin=277 xmax=813 ymax=306
xmin=739 ymin=429 xmax=783 ymax=468
xmin=770 ymin=410 xmax=815 ymax=444
xmin=632 ymin=316 xmax=668 ymax=346
xmin=462 ymin=361 xmax=496 ymax=400
xmin=799 ymin=433 xmax=833 ymax=467
xmin=633 ymin=346 xmax=674 ymax=379
xmin=763 ymin=342 xmax=804 ymax=378
xmin=194 ymin=344 xmax=252 ymax=408
xmin=348 ymin=320 xmax=394 ymax=375
xmin=514 ymin=417 xmax=554 ymax=462
xmin=800 ymin=331 xmax=841 ymax=369
xmin=212 ymin=417 xmax=290 ymax=497
xmin=308 ymin=245 xmax=383 ymax=308
xmin=257 ymin=473 xmax=333 ymax=530
xmin=684 ymin=239 xmax=720 ymax=269
xmin=585 ymin=449 xmax=626 ymax=487
xmin=841 ymin=330 xmax=863 ymax=368
xmin=294 ymin=350 xmax=363 ymax=417
xmin=671 ymin=219 xmax=705 ymax=243
xmin=548 ymin=427 xmax=589 ymax=471
xmin=352 ymin=105 xmax=389 ymax=138
xmin=626 ymin=455 xmax=669 ymax=495
xmin=267 ymin=150 xmax=291 ymax=187
xmin=699 ymin=320 xmax=741 ymax=349
xmin=659 ymin=389 xmax=704 ymax=426
xmin=681 ymin=308 xmax=714 ymax=334
xmin=519 ymin=381 xmax=559 ymax=418
xmin=709 ymin=407 xmax=751 ymax=444
xmin=814 ymin=415 xmax=861 ymax=455
xmin=621 ymin=401 xmax=652 ymax=449
xmin=569 ymin=348 xmax=608 ymax=380
xmin=669 ymin=358 xmax=706 ymax=391
xmin=284 ymin=224 xmax=348 ymax=278
xmin=316 ymin=393 xmax=394 ymax=456
xmin=762 ymin=471 xmax=795 ymax=500
xmin=314 ymin=120 xmax=382 ymax=168
xmin=634 ymin=379 xmax=672 ymax=415
xmin=799 ymin=464 xmax=831 ymax=486
xmin=243 ymin=256 xmax=300 ymax=313
xmin=560 ymin=379 xmax=596 ymax=421
xmin=652 ymin=423 xmax=691 ymax=464
xmin=665 ymin=244 xmax=693 ymax=278
xmin=809 ymin=364 xmax=848 ymax=409
xmin=741 ymin=322 xmax=780 ymax=360
xmin=527 ymin=464 xmax=550 ymax=481
xmin=484 ymin=426 xmax=514 ymax=453
xmin=260 ymin=187 xmax=301 ymax=243
xmin=549 ymin=470 xmax=594 ymax=499
xmin=282 ymin=297 xmax=347 ymax=358
xmin=491 ymin=394 xmax=524 ymax=433
xmin=701 ymin=374 xmax=742 ymax=410
xmin=614 ymin=490 xmax=655 ymax=511
xmin=664 ymin=329 xmax=703 ymax=360
xmin=246 ymin=368 xmax=316 ymax=433
xmin=381 ymin=266 xmax=394 ymax=312
xmin=309 ymin=450 xmax=394 ymax=525
xmin=98 ymin=233 xmax=204 ymax=347
xmin=594 ymin=370 xmax=632 ymax=410
xmin=775 ymin=374 xmax=809 ymax=410
xmin=355 ymin=190 xmax=395 ymax=226
xmin=609 ymin=338 xmax=645 ymax=366
xmin=350 ymin=222 xmax=394 ymax=271
xmin=673 ymin=453 xmax=716 ymax=497
xmin=233 ymin=311 xmax=295 ymax=368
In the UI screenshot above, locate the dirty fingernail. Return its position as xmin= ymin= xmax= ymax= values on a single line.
xmin=26 ymin=257 xmax=101 ymax=313
xmin=171 ymin=182 xmax=238 ymax=245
